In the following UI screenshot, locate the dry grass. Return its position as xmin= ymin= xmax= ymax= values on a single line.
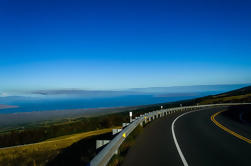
xmin=200 ymin=94 xmax=251 ymax=104
xmin=0 ymin=127 xmax=118 ymax=166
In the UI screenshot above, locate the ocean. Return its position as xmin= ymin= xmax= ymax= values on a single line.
xmin=0 ymin=92 xmax=218 ymax=114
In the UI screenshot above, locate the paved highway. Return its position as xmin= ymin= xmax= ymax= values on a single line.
xmin=122 ymin=106 xmax=251 ymax=166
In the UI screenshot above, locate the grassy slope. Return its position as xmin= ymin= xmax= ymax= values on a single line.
xmin=0 ymin=128 xmax=117 ymax=166
xmin=0 ymin=113 xmax=129 ymax=148
xmin=176 ymin=86 xmax=251 ymax=106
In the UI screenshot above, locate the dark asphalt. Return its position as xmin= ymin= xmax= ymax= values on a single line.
xmin=122 ymin=107 xmax=251 ymax=166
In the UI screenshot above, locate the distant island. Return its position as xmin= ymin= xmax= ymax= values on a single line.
xmin=0 ymin=104 xmax=19 ymax=110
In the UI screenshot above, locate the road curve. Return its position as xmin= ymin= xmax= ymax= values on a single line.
xmin=122 ymin=107 xmax=251 ymax=166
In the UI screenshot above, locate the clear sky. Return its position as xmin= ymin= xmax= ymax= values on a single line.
xmin=0 ymin=0 xmax=251 ymax=93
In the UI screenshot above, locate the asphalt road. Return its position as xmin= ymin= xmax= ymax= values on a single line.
xmin=122 ymin=107 xmax=251 ymax=166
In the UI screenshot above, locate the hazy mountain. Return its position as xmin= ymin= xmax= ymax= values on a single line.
xmin=0 ymin=84 xmax=249 ymax=101
xmin=129 ymin=84 xmax=250 ymax=94
xmin=30 ymin=84 xmax=250 ymax=95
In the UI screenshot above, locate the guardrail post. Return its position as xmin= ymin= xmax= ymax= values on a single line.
xmin=144 ymin=116 xmax=147 ymax=124
xmin=96 ymin=140 xmax=110 ymax=149
xmin=129 ymin=112 xmax=132 ymax=123
xmin=112 ymin=129 xmax=122 ymax=135
xmin=122 ymin=123 xmax=129 ymax=128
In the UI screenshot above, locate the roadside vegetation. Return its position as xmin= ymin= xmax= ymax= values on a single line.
xmin=46 ymin=131 xmax=115 ymax=166
xmin=0 ymin=113 xmax=128 ymax=148
xmin=178 ymin=86 xmax=251 ymax=105
xmin=0 ymin=128 xmax=114 ymax=166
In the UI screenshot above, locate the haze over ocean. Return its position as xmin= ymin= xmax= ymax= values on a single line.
xmin=0 ymin=84 xmax=249 ymax=114
xmin=0 ymin=94 xmax=204 ymax=114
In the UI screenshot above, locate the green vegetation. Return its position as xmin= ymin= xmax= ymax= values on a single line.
xmin=199 ymin=93 xmax=251 ymax=104
xmin=0 ymin=113 xmax=127 ymax=148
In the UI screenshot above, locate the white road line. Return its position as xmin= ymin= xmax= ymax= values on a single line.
xmin=171 ymin=109 xmax=206 ymax=166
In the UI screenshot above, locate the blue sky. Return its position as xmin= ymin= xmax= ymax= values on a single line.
xmin=0 ymin=0 xmax=251 ymax=94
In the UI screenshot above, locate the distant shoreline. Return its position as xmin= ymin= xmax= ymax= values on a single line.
xmin=0 ymin=105 xmax=150 ymax=129
xmin=0 ymin=105 xmax=19 ymax=110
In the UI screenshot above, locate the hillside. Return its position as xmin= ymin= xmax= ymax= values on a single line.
xmin=180 ymin=86 xmax=251 ymax=105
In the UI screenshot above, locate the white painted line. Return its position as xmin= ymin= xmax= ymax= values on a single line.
xmin=171 ymin=113 xmax=189 ymax=166
xmin=171 ymin=109 xmax=207 ymax=166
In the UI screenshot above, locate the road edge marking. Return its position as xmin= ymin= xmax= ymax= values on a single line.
xmin=211 ymin=111 xmax=251 ymax=144
xmin=171 ymin=110 xmax=199 ymax=166
xmin=171 ymin=108 xmax=210 ymax=166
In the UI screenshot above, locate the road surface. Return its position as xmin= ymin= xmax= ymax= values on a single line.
xmin=122 ymin=106 xmax=251 ymax=166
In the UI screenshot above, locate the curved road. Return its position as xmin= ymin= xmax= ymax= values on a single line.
xmin=122 ymin=107 xmax=251 ymax=166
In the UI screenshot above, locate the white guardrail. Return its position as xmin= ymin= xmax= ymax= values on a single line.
xmin=90 ymin=103 xmax=250 ymax=166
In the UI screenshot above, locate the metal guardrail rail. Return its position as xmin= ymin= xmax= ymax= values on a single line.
xmin=90 ymin=103 xmax=250 ymax=166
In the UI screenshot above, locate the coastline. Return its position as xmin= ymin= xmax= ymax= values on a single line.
xmin=0 ymin=105 xmax=19 ymax=110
